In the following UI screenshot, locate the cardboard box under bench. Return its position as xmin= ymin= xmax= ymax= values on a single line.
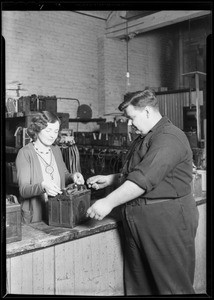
xmin=6 ymin=203 xmax=22 ymax=244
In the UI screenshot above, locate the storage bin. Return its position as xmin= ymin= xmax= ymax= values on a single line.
xmin=6 ymin=195 xmax=22 ymax=244
xmin=191 ymin=173 xmax=202 ymax=198
xmin=196 ymin=170 xmax=206 ymax=191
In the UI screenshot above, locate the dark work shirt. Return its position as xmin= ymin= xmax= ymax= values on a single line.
xmin=122 ymin=116 xmax=193 ymax=199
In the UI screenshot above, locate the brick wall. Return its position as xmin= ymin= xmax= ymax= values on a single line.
xmin=101 ymin=32 xmax=169 ymax=116
xmin=3 ymin=11 xmax=167 ymax=131
xmin=2 ymin=11 xmax=106 ymax=131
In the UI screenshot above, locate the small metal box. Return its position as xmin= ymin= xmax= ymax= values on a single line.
xmin=48 ymin=184 xmax=91 ymax=228
xmin=38 ymin=95 xmax=57 ymax=113
xmin=57 ymin=113 xmax=69 ymax=129
xmin=18 ymin=95 xmax=57 ymax=113
xmin=18 ymin=95 xmax=37 ymax=113
xmin=6 ymin=195 xmax=22 ymax=244
xmin=99 ymin=122 xmax=113 ymax=134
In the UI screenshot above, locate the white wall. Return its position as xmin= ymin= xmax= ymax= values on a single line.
xmin=3 ymin=10 xmax=163 ymax=130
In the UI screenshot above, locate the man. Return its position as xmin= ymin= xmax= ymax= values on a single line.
xmin=86 ymin=89 xmax=199 ymax=295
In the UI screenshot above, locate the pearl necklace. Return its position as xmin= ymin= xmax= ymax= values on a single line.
xmin=33 ymin=142 xmax=51 ymax=154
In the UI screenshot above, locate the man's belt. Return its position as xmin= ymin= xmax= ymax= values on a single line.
xmin=126 ymin=197 xmax=176 ymax=206
xmin=126 ymin=194 xmax=192 ymax=206
xmin=142 ymin=198 xmax=173 ymax=205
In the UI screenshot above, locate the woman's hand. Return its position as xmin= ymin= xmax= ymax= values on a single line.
xmin=73 ymin=172 xmax=85 ymax=185
xmin=86 ymin=198 xmax=113 ymax=220
xmin=42 ymin=180 xmax=62 ymax=197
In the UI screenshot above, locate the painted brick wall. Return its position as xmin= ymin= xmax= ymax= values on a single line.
xmin=102 ymin=32 xmax=166 ymax=116
xmin=2 ymin=11 xmax=106 ymax=131
xmin=3 ymin=11 xmax=166 ymax=130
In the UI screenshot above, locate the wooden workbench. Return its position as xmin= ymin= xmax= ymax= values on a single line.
xmin=5 ymin=196 xmax=206 ymax=296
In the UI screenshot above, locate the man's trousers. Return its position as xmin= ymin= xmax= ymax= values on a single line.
xmin=121 ymin=194 xmax=199 ymax=295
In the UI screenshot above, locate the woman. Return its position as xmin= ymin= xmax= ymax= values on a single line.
xmin=16 ymin=110 xmax=84 ymax=224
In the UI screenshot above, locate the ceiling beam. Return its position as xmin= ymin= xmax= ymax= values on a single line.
xmin=106 ymin=11 xmax=127 ymax=27
xmin=106 ymin=10 xmax=211 ymax=39
xmin=74 ymin=11 xmax=108 ymax=20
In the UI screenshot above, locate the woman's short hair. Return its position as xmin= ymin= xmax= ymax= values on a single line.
xmin=118 ymin=89 xmax=159 ymax=111
xmin=27 ymin=111 xmax=61 ymax=143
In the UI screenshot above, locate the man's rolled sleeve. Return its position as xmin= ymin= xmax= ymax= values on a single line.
xmin=126 ymin=168 xmax=152 ymax=192
xmin=126 ymin=134 xmax=183 ymax=193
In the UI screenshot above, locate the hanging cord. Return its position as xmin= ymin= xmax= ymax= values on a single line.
xmin=89 ymin=148 xmax=95 ymax=175
xmin=68 ymin=146 xmax=73 ymax=173
xmin=97 ymin=149 xmax=106 ymax=174
xmin=59 ymin=142 xmax=82 ymax=174
xmin=126 ymin=20 xmax=129 ymax=74
xmin=72 ymin=144 xmax=81 ymax=173
xmin=69 ymin=144 xmax=82 ymax=173
xmin=188 ymin=19 xmax=192 ymax=107
xmin=81 ymin=147 xmax=89 ymax=176
xmin=126 ymin=20 xmax=130 ymax=87
xmin=109 ymin=151 xmax=119 ymax=173
xmin=60 ymin=144 xmax=71 ymax=172
xmin=94 ymin=149 xmax=105 ymax=174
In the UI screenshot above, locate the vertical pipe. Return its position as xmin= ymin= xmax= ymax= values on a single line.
xmin=195 ymin=72 xmax=201 ymax=142
xmin=179 ymin=28 xmax=184 ymax=88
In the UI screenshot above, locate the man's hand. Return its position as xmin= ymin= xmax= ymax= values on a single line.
xmin=87 ymin=175 xmax=110 ymax=190
xmin=86 ymin=198 xmax=113 ymax=220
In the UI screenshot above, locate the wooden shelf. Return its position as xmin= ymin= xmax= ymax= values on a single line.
xmin=69 ymin=118 xmax=106 ymax=123
xmin=6 ymin=115 xmax=106 ymax=123
xmin=6 ymin=146 xmax=20 ymax=154
xmin=6 ymin=115 xmax=25 ymax=120
xmin=8 ymin=183 xmax=19 ymax=188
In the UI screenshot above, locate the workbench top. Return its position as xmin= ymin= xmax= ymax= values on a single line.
xmin=6 ymin=195 xmax=206 ymax=258
xmin=6 ymin=215 xmax=121 ymax=258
